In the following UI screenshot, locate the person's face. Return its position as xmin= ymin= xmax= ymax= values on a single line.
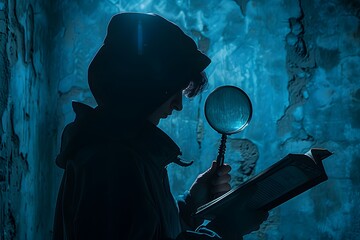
xmin=148 ymin=90 xmax=183 ymax=125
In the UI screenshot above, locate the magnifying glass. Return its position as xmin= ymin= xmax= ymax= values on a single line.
xmin=204 ymin=85 xmax=253 ymax=167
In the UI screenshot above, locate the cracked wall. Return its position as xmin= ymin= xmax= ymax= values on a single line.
xmin=1 ymin=0 xmax=359 ymax=239
xmin=0 ymin=0 xmax=62 ymax=239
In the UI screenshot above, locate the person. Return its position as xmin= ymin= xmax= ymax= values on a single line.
xmin=52 ymin=12 xmax=267 ymax=240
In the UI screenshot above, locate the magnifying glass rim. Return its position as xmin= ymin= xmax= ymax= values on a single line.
xmin=204 ymin=85 xmax=253 ymax=135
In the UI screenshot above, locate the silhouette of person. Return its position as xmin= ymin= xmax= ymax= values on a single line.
xmin=53 ymin=12 xmax=267 ymax=240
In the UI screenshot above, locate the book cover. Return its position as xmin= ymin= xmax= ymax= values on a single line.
xmin=194 ymin=148 xmax=333 ymax=220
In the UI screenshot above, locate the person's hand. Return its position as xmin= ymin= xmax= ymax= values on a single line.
xmin=205 ymin=193 xmax=269 ymax=240
xmin=207 ymin=208 xmax=268 ymax=239
xmin=176 ymin=227 xmax=222 ymax=240
xmin=180 ymin=161 xmax=232 ymax=229
xmin=188 ymin=161 xmax=232 ymax=210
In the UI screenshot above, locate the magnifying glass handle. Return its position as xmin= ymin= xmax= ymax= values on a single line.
xmin=216 ymin=134 xmax=227 ymax=167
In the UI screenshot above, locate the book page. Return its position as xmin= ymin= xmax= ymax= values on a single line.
xmin=247 ymin=165 xmax=318 ymax=209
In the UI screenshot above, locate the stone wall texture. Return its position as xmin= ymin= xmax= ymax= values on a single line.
xmin=0 ymin=0 xmax=359 ymax=239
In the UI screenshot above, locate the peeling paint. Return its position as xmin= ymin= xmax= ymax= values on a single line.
xmin=0 ymin=1 xmax=9 ymax=136
xmin=233 ymin=0 xmax=249 ymax=16
xmin=228 ymin=138 xmax=259 ymax=184
xmin=277 ymin=0 xmax=316 ymax=151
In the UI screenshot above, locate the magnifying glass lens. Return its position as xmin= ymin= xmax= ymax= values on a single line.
xmin=205 ymin=86 xmax=252 ymax=135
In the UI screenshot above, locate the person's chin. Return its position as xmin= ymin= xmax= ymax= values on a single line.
xmin=148 ymin=118 xmax=160 ymax=126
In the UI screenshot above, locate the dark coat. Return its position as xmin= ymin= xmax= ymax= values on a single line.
xmin=52 ymin=102 xmax=220 ymax=240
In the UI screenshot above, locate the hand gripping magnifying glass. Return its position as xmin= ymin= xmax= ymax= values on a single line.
xmin=204 ymin=86 xmax=253 ymax=167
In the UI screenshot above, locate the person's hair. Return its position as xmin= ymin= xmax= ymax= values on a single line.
xmin=183 ymin=71 xmax=208 ymax=98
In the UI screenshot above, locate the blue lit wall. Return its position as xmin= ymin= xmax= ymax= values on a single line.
xmin=0 ymin=0 xmax=359 ymax=239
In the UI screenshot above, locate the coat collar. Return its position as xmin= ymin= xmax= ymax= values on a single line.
xmin=129 ymin=121 xmax=193 ymax=168
xmin=56 ymin=102 xmax=192 ymax=169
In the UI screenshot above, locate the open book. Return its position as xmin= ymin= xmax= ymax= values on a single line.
xmin=194 ymin=148 xmax=332 ymax=220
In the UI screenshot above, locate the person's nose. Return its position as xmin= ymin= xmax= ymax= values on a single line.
xmin=171 ymin=92 xmax=183 ymax=111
